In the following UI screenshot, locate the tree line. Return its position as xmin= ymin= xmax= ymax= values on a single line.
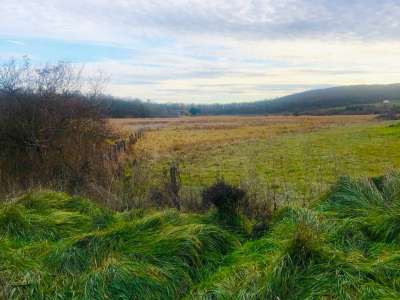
xmin=103 ymin=84 xmax=400 ymax=118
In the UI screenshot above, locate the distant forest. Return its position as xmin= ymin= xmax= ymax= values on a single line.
xmin=104 ymin=84 xmax=400 ymax=118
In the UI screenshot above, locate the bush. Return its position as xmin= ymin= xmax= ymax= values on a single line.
xmin=0 ymin=58 xmax=116 ymax=198
xmin=202 ymin=180 xmax=246 ymax=225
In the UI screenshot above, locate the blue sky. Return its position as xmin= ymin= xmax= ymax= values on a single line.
xmin=0 ymin=38 xmax=136 ymax=62
xmin=1 ymin=0 xmax=400 ymax=103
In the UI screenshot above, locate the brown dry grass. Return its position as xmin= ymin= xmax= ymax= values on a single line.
xmin=110 ymin=115 xmax=375 ymax=131
xmin=110 ymin=115 xmax=377 ymax=157
xmin=108 ymin=114 xmax=400 ymax=208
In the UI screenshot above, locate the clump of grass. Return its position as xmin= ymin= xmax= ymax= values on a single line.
xmin=189 ymin=173 xmax=400 ymax=299
xmin=41 ymin=220 xmax=237 ymax=299
xmin=0 ymin=191 xmax=116 ymax=244
xmin=0 ymin=192 xmax=238 ymax=299
xmin=0 ymin=204 xmax=30 ymax=238
xmin=322 ymin=173 xmax=400 ymax=243
xmin=16 ymin=191 xmax=71 ymax=211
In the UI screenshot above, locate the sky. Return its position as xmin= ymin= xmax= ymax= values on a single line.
xmin=1 ymin=0 xmax=400 ymax=103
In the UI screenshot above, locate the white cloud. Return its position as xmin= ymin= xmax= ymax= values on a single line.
xmin=1 ymin=0 xmax=400 ymax=102
xmin=2 ymin=0 xmax=399 ymax=42
xmin=5 ymin=40 xmax=25 ymax=46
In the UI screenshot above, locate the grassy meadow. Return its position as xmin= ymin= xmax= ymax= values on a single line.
xmin=2 ymin=115 xmax=400 ymax=299
xmin=114 ymin=115 xmax=400 ymax=205
xmin=3 ymin=173 xmax=400 ymax=299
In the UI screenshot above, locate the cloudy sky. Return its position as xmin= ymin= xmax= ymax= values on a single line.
xmin=1 ymin=0 xmax=400 ymax=103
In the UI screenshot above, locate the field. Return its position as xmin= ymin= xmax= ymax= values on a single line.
xmin=2 ymin=115 xmax=400 ymax=299
xmin=112 ymin=115 xmax=400 ymax=205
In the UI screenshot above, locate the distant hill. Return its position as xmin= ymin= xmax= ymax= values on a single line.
xmin=104 ymin=84 xmax=400 ymax=117
xmin=189 ymin=84 xmax=400 ymax=115
xmin=264 ymin=84 xmax=400 ymax=114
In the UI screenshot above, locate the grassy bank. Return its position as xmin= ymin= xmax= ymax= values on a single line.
xmin=2 ymin=172 xmax=400 ymax=299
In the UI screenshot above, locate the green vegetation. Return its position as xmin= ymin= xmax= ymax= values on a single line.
xmin=181 ymin=121 xmax=399 ymax=180
xmin=3 ymin=172 xmax=400 ymax=299
xmin=136 ymin=119 xmax=400 ymax=206
xmin=190 ymin=173 xmax=400 ymax=299
xmin=0 ymin=191 xmax=237 ymax=299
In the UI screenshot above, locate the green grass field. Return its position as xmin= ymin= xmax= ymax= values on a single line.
xmin=124 ymin=116 xmax=400 ymax=205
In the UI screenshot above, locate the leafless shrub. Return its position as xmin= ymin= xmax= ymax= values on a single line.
xmin=0 ymin=58 xmax=116 ymax=199
xmin=180 ymin=186 xmax=206 ymax=212
xmin=146 ymin=161 xmax=183 ymax=210
xmin=148 ymin=186 xmax=170 ymax=208
xmin=240 ymin=172 xmax=275 ymax=222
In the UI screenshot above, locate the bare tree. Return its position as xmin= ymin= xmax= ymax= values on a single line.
xmin=0 ymin=58 xmax=115 ymax=197
xmin=87 ymin=69 xmax=110 ymax=99
xmin=0 ymin=57 xmax=31 ymax=95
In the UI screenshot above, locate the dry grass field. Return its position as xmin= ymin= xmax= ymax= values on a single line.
xmin=110 ymin=115 xmax=376 ymax=154
xmin=111 ymin=114 xmax=375 ymax=131
xmin=109 ymin=115 xmax=400 ymax=206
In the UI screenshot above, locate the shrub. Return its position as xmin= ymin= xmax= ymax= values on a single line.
xmin=0 ymin=58 xmax=116 ymax=198
xmin=202 ymin=180 xmax=246 ymax=227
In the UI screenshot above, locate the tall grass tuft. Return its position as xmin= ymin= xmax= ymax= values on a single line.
xmin=0 ymin=192 xmax=238 ymax=299
xmin=189 ymin=173 xmax=400 ymax=299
